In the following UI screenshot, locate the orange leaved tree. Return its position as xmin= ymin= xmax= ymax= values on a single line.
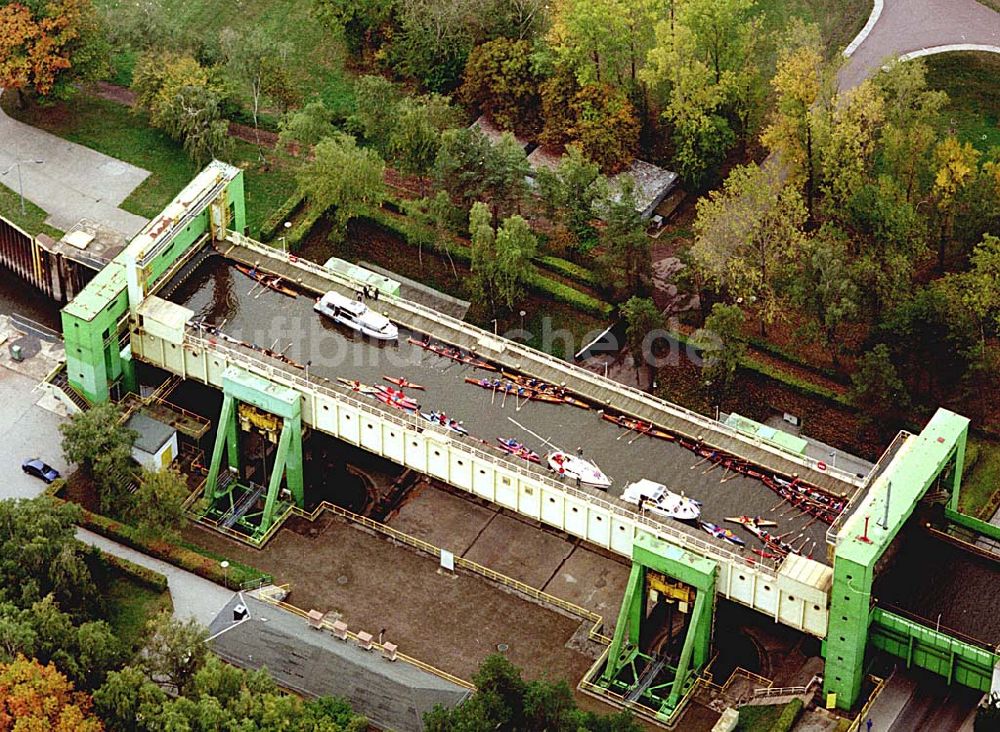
xmin=0 ymin=655 xmax=103 ymax=732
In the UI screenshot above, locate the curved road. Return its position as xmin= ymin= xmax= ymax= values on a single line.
xmin=840 ymin=0 xmax=1000 ymax=89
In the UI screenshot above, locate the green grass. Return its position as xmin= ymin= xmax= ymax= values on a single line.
xmin=2 ymin=94 xmax=299 ymax=237
xmin=0 ymin=181 xmax=63 ymax=239
xmin=755 ymin=0 xmax=871 ymax=56
xmin=737 ymin=703 xmax=785 ymax=731
xmin=960 ymin=436 xmax=1000 ymax=519
xmin=925 ymin=52 xmax=1000 ymax=152
xmin=102 ymin=569 xmax=172 ymax=652
xmin=95 ymin=0 xmax=356 ymax=116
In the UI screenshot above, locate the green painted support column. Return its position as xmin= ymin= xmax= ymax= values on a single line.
xmin=603 ymin=563 xmax=645 ymax=682
xmin=667 ymin=587 xmax=709 ymax=709
xmin=285 ymin=413 xmax=304 ymax=508
xmin=261 ymin=421 xmax=293 ymax=530
xmin=206 ymin=394 xmax=237 ymax=500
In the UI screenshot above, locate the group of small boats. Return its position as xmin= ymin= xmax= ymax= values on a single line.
xmin=698 ymin=515 xmax=816 ymax=559
xmin=601 ymin=413 xmax=674 ymax=441
xmin=464 ymin=377 xmax=589 ymax=409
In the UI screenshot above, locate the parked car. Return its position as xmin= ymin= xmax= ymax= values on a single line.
xmin=21 ymin=458 xmax=60 ymax=484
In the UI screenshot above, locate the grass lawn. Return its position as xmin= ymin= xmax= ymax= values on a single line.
xmin=925 ymin=52 xmax=1000 ymax=152
xmin=0 ymin=182 xmax=63 ymax=239
xmin=959 ymin=436 xmax=1000 ymax=519
xmin=102 ymin=568 xmax=173 ymax=652
xmin=737 ymin=703 xmax=785 ymax=731
xmin=755 ymin=0 xmax=871 ymax=56
xmin=95 ymin=0 xmax=356 ymax=117
xmin=1 ymin=93 xmax=299 ymax=237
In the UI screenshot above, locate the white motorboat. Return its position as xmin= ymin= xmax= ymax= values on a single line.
xmin=621 ymin=479 xmax=701 ymax=521
xmin=314 ymin=291 xmax=398 ymax=341
xmin=547 ymin=451 xmax=612 ymax=490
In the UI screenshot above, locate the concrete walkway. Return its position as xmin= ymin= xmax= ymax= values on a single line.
xmin=76 ymin=527 xmax=234 ymax=627
xmin=0 ymin=90 xmax=150 ymax=238
xmin=840 ymin=0 xmax=1000 ymax=89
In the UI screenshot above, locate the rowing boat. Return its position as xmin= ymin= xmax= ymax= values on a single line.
xmin=235 ymin=264 xmax=298 ymax=298
xmin=500 ymin=372 xmax=591 ymax=409
xmin=407 ymin=337 xmax=497 ymax=371
xmin=727 ymin=516 xmax=795 ymax=557
xmin=383 ymin=376 xmax=425 ymax=390
xmin=464 ymin=377 xmax=564 ymax=403
xmin=600 ymin=412 xmax=674 ymax=441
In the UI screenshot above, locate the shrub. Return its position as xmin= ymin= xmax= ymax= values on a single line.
xmin=525 ymin=271 xmax=612 ymax=317
xmin=260 ymin=191 xmax=306 ymax=241
xmin=772 ymin=698 xmax=805 ymax=732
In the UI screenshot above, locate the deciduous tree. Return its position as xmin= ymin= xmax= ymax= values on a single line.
xmin=849 ymin=344 xmax=908 ymax=435
xmin=817 ymin=80 xmax=885 ymax=213
xmin=931 ymin=136 xmax=980 ymax=270
xmin=279 ymin=101 xmax=338 ymax=150
xmin=600 ymin=176 xmax=650 ymax=298
xmin=692 ymin=163 xmax=806 ymax=336
xmin=621 ymin=296 xmax=663 ymax=381
xmin=297 ymin=133 xmax=386 ymax=242
xmin=351 ymin=75 xmax=399 ymax=154
xmin=692 ymin=302 xmax=745 ymax=400
xmin=461 ymin=38 xmax=542 ymax=135
xmin=0 ymin=0 xmax=108 ymax=102
xmin=59 ymin=401 xmax=136 ymax=515
xmin=128 ymin=467 xmax=188 ymax=540
xmin=0 ymin=655 xmax=103 ymax=732
xmin=569 ymin=83 xmax=639 ymax=173
xmin=140 ymin=612 xmax=208 ymax=696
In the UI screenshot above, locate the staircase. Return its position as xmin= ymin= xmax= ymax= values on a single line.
xmin=47 ymin=365 xmax=90 ymax=413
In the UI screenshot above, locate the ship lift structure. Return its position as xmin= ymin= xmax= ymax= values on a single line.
xmin=58 ymin=161 xmax=1000 ymax=723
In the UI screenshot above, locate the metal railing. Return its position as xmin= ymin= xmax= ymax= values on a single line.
xmin=844 ymin=674 xmax=886 ymax=732
xmin=254 ymin=589 xmax=476 ymax=691
xmin=224 ymin=231 xmax=864 ymax=488
xmin=826 ymin=431 xmax=911 ymax=546
xmin=179 ymin=329 xmax=785 ymax=577
xmin=234 ymin=497 xmax=612 ymax=644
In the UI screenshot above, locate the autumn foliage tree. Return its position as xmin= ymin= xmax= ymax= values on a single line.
xmin=0 ymin=0 xmax=106 ymax=102
xmin=461 ymin=38 xmax=542 ymax=135
xmin=0 ymin=655 xmax=103 ymax=732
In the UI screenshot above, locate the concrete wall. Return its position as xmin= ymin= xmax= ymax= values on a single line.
xmin=132 ymin=325 xmax=832 ymax=639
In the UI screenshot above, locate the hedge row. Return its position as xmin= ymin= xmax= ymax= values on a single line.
xmin=525 ymin=271 xmax=612 ymax=317
xmin=98 ymin=551 xmax=169 ymax=593
xmin=79 ymin=508 xmax=264 ymax=589
xmin=260 ymin=190 xmax=306 ymax=242
xmin=771 ymin=699 xmax=804 ymax=732
xmin=365 ymin=209 xmax=612 ymax=317
xmin=742 ymin=354 xmax=850 ymax=407
xmin=285 ymin=203 xmax=325 ymax=252
xmin=535 ymin=255 xmax=602 ymax=289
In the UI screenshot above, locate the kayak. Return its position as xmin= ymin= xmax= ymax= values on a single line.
xmin=496 ymin=437 xmax=541 ymax=463
xmin=337 ymin=378 xmax=378 ymax=395
xmin=420 ymin=411 xmax=469 ymax=436
xmin=700 ymin=521 xmax=746 ymax=546
xmin=383 ymin=376 xmax=425 ymax=390
xmin=546 ymin=451 xmax=611 ymax=490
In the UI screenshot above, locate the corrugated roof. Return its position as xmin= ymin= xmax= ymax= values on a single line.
xmin=208 ymin=594 xmax=471 ymax=732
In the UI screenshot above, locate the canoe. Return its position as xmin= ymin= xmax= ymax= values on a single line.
xmin=407 ymin=337 xmax=497 ymax=371
xmin=500 ymin=372 xmax=590 ymax=409
xmin=375 ymin=391 xmax=418 ymax=412
xmin=383 ymin=376 xmax=425 ymax=390
xmin=600 ymin=413 xmax=674 ymax=441
xmin=235 ymin=264 xmax=298 ymax=298
xmin=464 ymin=377 xmax=564 ymax=403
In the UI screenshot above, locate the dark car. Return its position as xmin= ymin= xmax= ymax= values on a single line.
xmin=21 ymin=458 xmax=60 ymax=484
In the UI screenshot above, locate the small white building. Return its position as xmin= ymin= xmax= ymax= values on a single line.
xmin=126 ymin=412 xmax=178 ymax=472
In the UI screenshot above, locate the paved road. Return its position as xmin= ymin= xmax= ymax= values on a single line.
xmin=840 ymin=0 xmax=1000 ymax=89
xmin=76 ymin=528 xmax=234 ymax=626
xmin=0 ymin=90 xmax=150 ymax=237
xmin=864 ymin=668 xmax=981 ymax=732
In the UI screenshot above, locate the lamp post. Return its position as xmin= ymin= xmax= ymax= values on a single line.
xmin=1 ymin=159 xmax=44 ymax=216
xmin=220 ymin=560 xmax=230 ymax=589
xmin=279 ymin=221 xmax=291 ymax=253
xmin=519 ymin=309 xmax=526 ymax=333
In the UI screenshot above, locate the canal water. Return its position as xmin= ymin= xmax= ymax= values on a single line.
xmin=166 ymin=256 xmax=834 ymax=559
xmin=0 ymin=266 xmax=61 ymax=330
